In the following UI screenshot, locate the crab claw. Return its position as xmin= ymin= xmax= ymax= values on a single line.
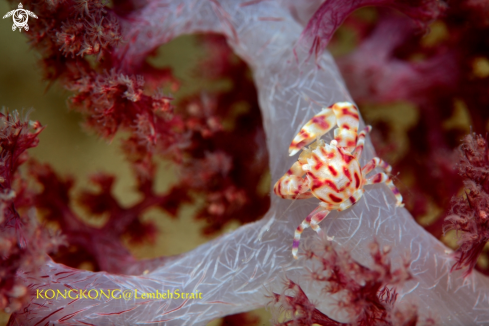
xmin=330 ymin=102 xmax=360 ymax=133
xmin=331 ymin=102 xmax=360 ymax=152
xmin=289 ymin=107 xmax=337 ymax=156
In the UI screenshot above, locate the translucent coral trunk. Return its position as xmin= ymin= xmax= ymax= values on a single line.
xmin=9 ymin=0 xmax=489 ymax=325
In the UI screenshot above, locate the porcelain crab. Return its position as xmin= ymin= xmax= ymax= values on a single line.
xmin=273 ymin=102 xmax=404 ymax=258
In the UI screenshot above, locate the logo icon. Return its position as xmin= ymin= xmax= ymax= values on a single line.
xmin=3 ymin=3 xmax=38 ymax=32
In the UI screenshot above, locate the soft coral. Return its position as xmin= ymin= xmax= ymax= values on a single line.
xmin=269 ymin=240 xmax=419 ymax=326
xmin=0 ymin=111 xmax=63 ymax=313
xmin=299 ymin=0 xmax=444 ymax=59
xmin=444 ymin=133 xmax=489 ymax=277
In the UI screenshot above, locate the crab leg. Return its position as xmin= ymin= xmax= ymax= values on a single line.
xmin=362 ymin=157 xmax=392 ymax=175
xmin=289 ymin=107 xmax=337 ymax=156
xmin=292 ymin=205 xmax=331 ymax=259
xmin=365 ymin=172 xmax=404 ymax=207
xmin=352 ymin=125 xmax=372 ymax=159
xmin=309 ymin=207 xmax=331 ymax=233
xmin=273 ymin=161 xmax=313 ymax=199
